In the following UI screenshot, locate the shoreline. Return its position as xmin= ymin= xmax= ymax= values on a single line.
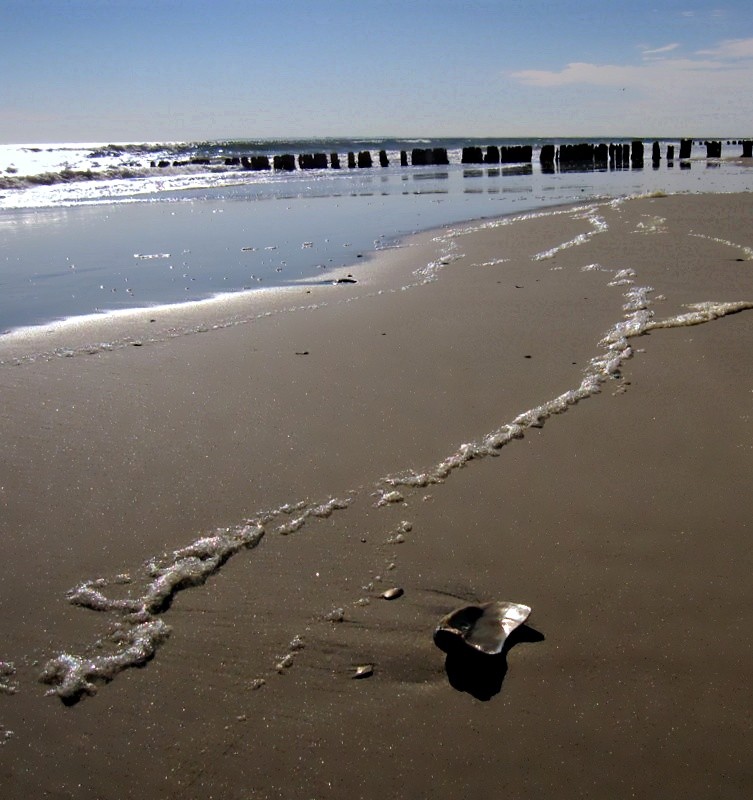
xmin=0 ymin=194 xmax=666 ymax=362
xmin=1 ymin=191 xmax=752 ymax=798
xmin=4 ymin=152 xmax=753 ymax=336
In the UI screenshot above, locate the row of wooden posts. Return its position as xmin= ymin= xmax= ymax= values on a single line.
xmin=151 ymin=139 xmax=752 ymax=172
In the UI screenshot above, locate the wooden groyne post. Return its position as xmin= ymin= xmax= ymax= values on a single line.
xmin=706 ymin=141 xmax=722 ymax=158
xmin=166 ymin=137 xmax=753 ymax=176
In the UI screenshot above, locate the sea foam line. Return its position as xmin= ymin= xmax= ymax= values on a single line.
xmin=40 ymin=522 xmax=265 ymax=700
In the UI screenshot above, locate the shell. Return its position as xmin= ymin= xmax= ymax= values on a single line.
xmin=352 ymin=664 xmax=374 ymax=679
xmin=433 ymin=600 xmax=531 ymax=656
xmin=381 ymin=587 xmax=404 ymax=600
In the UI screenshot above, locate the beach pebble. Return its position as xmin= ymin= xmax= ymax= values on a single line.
xmin=250 ymin=678 xmax=266 ymax=690
xmin=381 ymin=587 xmax=404 ymax=600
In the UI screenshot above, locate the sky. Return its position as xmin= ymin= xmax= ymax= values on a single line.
xmin=1 ymin=0 xmax=753 ymax=143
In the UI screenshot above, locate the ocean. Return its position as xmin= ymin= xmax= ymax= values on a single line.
xmin=2 ymin=136 xmax=752 ymax=334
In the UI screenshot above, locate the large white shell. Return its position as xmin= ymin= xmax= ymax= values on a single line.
xmin=434 ymin=601 xmax=532 ymax=655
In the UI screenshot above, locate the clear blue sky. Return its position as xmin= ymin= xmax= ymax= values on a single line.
xmin=2 ymin=0 xmax=752 ymax=143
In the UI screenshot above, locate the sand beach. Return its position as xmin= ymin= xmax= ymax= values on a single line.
xmin=1 ymin=191 xmax=752 ymax=798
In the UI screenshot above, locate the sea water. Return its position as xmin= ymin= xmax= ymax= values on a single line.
xmin=2 ymin=137 xmax=752 ymax=333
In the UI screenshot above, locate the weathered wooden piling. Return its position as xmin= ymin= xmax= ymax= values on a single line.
xmin=500 ymin=145 xmax=533 ymax=164
xmin=743 ymin=140 xmax=753 ymax=158
xmin=347 ymin=152 xmax=356 ymax=169
xmin=400 ymin=150 xmax=408 ymax=167
xmin=411 ymin=148 xmax=428 ymax=166
xmin=667 ymin=145 xmax=675 ymax=162
xmin=357 ymin=151 xmax=372 ymax=168
xmin=652 ymin=141 xmax=661 ymax=164
xmin=679 ymin=139 xmax=692 ymax=159
xmin=631 ymin=140 xmax=644 ymax=167
xmin=298 ymin=153 xmax=328 ymax=169
xmin=706 ymin=141 xmax=722 ymax=158
xmin=539 ymin=144 xmax=555 ymax=169
xmin=379 ymin=150 xmax=389 ymax=167
xmin=330 ymin=152 xmax=340 ymax=169
xmin=432 ymin=147 xmax=449 ymax=165
xmin=559 ymin=143 xmax=594 ymax=166
xmin=411 ymin=147 xmax=448 ymax=166
xmin=273 ymin=154 xmax=296 ymax=171
xmin=461 ymin=146 xmax=484 ymax=164
xmin=484 ymin=145 xmax=500 ymax=164
xmin=241 ymin=155 xmax=271 ymax=170
xmin=594 ymin=143 xmax=608 ymax=165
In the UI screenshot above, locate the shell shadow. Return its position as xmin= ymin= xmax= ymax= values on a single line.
xmin=438 ymin=624 xmax=545 ymax=701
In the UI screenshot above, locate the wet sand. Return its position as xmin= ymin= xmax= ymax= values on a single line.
xmin=1 ymin=193 xmax=752 ymax=798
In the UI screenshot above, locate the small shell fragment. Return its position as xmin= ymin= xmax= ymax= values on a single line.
xmin=434 ymin=600 xmax=531 ymax=655
xmin=352 ymin=664 xmax=374 ymax=679
xmin=381 ymin=587 xmax=404 ymax=600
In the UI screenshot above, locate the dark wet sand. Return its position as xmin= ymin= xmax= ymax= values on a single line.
xmin=1 ymin=193 xmax=752 ymax=798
